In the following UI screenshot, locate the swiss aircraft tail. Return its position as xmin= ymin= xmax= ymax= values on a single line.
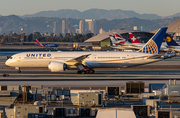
xmin=129 ymin=32 xmax=141 ymax=43
xmin=165 ymin=34 xmax=179 ymax=46
xmin=35 ymin=39 xmax=45 ymax=47
xmin=138 ymin=27 xmax=168 ymax=54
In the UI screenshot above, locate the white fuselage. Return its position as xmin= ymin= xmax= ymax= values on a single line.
xmin=116 ymin=42 xmax=168 ymax=50
xmin=5 ymin=51 xmax=162 ymax=69
xmin=168 ymin=46 xmax=180 ymax=52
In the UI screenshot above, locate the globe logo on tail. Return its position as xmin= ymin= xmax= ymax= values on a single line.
xmin=139 ymin=40 xmax=158 ymax=54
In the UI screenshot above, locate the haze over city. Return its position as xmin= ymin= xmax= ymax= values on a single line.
xmin=0 ymin=0 xmax=180 ymax=16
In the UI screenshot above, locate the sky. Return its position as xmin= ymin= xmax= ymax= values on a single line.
xmin=0 ymin=0 xmax=179 ymax=16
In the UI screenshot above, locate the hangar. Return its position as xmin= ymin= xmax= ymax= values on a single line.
xmin=84 ymin=29 xmax=153 ymax=48
xmin=151 ymin=18 xmax=180 ymax=40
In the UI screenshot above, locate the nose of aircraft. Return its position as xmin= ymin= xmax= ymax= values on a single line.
xmin=5 ymin=59 xmax=10 ymax=66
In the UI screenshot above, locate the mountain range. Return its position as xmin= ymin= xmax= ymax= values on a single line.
xmin=21 ymin=9 xmax=163 ymax=20
xmin=18 ymin=9 xmax=180 ymax=20
xmin=0 ymin=15 xmax=179 ymax=34
xmin=0 ymin=9 xmax=180 ymax=34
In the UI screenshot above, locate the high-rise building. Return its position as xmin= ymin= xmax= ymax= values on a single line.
xmin=99 ymin=28 xmax=105 ymax=34
xmin=53 ymin=22 xmax=56 ymax=34
xmin=133 ymin=26 xmax=137 ymax=30
xmin=79 ymin=20 xmax=85 ymax=34
xmin=140 ymin=26 xmax=143 ymax=31
xmin=0 ymin=27 xmax=2 ymax=33
xmin=62 ymin=20 xmax=66 ymax=34
xmin=84 ymin=19 xmax=99 ymax=34
xmin=85 ymin=19 xmax=95 ymax=34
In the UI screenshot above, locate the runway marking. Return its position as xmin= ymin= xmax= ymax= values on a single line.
xmin=0 ymin=78 xmax=180 ymax=81
xmin=7 ymin=75 xmax=144 ymax=78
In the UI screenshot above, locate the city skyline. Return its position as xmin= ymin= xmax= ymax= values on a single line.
xmin=0 ymin=0 xmax=180 ymax=17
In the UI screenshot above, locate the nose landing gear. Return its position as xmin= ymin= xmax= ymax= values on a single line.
xmin=77 ymin=68 xmax=95 ymax=74
xmin=15 ymin=67 xmax=21 ymax=73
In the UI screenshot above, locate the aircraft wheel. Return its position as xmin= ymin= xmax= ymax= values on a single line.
xmin=77 ymin=70 xmax=81 ymax=74
xmin=90 ymin=70 xmax=95 ymax=74
xmin=81 ymin=71 xmax=86 ymax=74
xmin=17 ymin=70 xmax=21 ymax=73
xmin=86 ymin=70 xmax=90 ymax=74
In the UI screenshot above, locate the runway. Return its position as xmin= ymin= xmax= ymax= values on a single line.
xmin=0 ymin=69 xmax=179 ymax=87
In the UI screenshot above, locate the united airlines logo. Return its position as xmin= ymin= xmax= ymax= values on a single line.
xmin=139 ymin=40 xmax=158 ymax=54
xmin=26 ymin=53 xmax=51 ymax=57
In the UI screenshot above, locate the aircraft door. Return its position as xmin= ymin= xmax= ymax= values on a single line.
xmin=92 ymin=55 xmax=97 ymax=61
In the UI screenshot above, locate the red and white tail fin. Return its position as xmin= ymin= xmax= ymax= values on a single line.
xmin=113 ymin=32 xmax=130 ymax=44
xmin=109 ymin=35 xmax=118 ymax=46
xmin=113 ymin=32 xmax=125 ymax=40
xmin=129 ymin=32 xmax=141 ymax=43
xmin=109 ymin=35 xmax=127 ymax=45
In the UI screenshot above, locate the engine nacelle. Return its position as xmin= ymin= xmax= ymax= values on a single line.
xmin=48 ymin=61 xmax=67 ymax=72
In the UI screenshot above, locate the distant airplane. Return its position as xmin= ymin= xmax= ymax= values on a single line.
xmin=129 ymin=32 xmax=169 ymax=51
xmin=110 ymin=32 xmax=142 ymax=50
xmin=165 ymin=34 xmax=180 ymax=52
xmin=36 ymin=39 xmax=59 ymax=47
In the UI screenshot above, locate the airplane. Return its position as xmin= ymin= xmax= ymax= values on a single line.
xmin=36 ymin=39 xmax=59 ymax=47
xmin=128 ymin=32 xmax=170 ymax=51
xmin=109 ymin=35 xmax=135 ymax=50
xmin=6 ymin=27 xmax=168 ymax=74
xmin=110 ymin=33 xmax=143 ymax=50
xmin=111 ymin=32 xmax=169 ymax=51
xmin=165 ymin=34 xmax=180 ymax=52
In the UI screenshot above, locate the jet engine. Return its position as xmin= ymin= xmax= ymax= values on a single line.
xmin=48 ymin=61 xmax=67 ymax=72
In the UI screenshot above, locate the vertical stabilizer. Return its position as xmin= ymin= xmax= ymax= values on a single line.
xmin=165 ymin=34 xmax=179 ymax=46
xmin=109 ymin=35 xmax=118 ymax=46
xmin=113 ymin=32 xmax=125 ymax=40
xmin=138 ymin=27 xmax=168 ymax=54
xmin=35 ymin=39 xmax=45 ymax=47
xmin=129 ymin=32 xmax=141 ymax=43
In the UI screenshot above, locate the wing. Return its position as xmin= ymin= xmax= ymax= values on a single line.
xmin=65 ymin=54 xmax=91 ymax=66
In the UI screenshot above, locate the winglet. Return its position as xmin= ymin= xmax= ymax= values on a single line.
xmin=138 ymin=27 xmax=168 ymax=54
xmin=35 ymin=39 xmax=44 ymax=47
xmin=165 ymin=34 xmax=179 ymax=46
xmin=129 ymin=32 xmax=141 ymax=43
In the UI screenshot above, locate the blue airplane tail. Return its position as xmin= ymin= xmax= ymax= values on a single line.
xmin=165 ymin=34 xmax=179 ymax=46
xmin=138 ymin=27 xmax=168 ymax=54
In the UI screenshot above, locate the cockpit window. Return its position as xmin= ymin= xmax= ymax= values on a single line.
xmin=10 ymin=57 xmax=13 ymax=59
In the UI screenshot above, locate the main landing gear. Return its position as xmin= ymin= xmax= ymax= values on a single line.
xmin=77 ymin=68 xmax=95 ymax=74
